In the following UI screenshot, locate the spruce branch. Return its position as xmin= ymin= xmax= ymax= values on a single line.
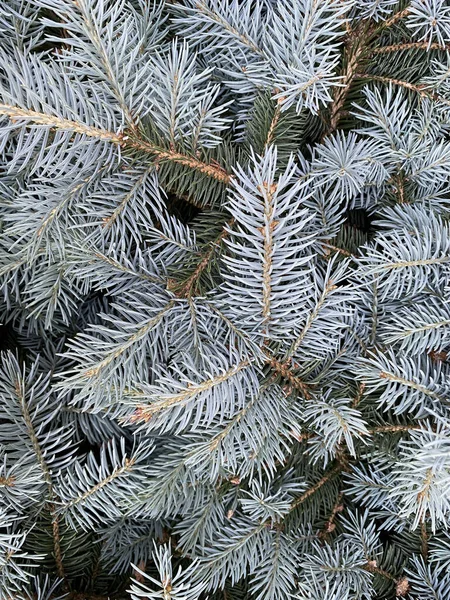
xmin=58 ymin=458 xmax=136 ymax=510
xmin=320 ymin=492 xmax=344 ymax=537
xmin=101 ymin=168 xmax=153 ymax=230
xmin=0 ymin=104 xmax=232 ymax=184
xmin=381 ymin=5 xmax=411 ymax=29
xmin=13 ymin=370 xmax=66 ymax=582
xmin=265 ymin=356 xmax=312 ymax=399
xmin=125 ymin=135 xmax=232 ymax=183
xmin=81 ymin=299 xmax=175 ymax=379
xmin=421 ymin=522 xmax=429 ymax=559
xmin=289 ymin=461 xmax=345 ymax=513
xmin=323 ymin=243 xmax=355 ymax=258
xmin=363 ymin=561 xmax=396 ymax=581
xmin=369 ymin=424 xmax=421 ymax=434
xmin=264 ymin=97 xmax=283 ymax=150
xmin=356 ymin=73 xmax=450 ymax=105
xmin=192 ymin=0 xmax=266 ymax=57
xmin=326 ymin=21 xmax=374 ymax=136
xmin=285 ymin=278 xmax=339 ymax=360
xmin=168 ymin=218 xmax=235 ymax=298
xmin=128 ymin=358 xmax=251 ymax=423
xmin=378 ymin=369 xmax=445 ymax=402
xmin=3 ymin=1 xmax=450 ymax=597
xmin=0 ymin=103 xmax=122 ymax=142
xmin=373 ymin=41 xmax=450 ymax=53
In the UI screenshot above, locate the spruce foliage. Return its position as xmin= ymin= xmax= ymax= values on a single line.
xmin=1 ymin=1 xmax=450 ymax=598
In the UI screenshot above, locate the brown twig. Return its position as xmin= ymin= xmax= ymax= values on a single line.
xmin=325 ymin=22 xmax=374 ymax=136
xmin=289 ymin=462 xmax=345 ymax=512
xmin=264 ymin=96 xmax=283 ymax=149
xmin=322 ymin=243 xmax=354 ymax=258
xmin=169 ymin=219 xmax=235 ymax=298
xmin=266 ymin=356 xmax=312 ymax=399
xmin=421 ymin=522 xmax=429 ymax=558
xmin=369 ymin=424 xmax=420 ymax=434
xmin=373 ymin=41 xmax=450 ymax=54
xmin=352 ymin=382 xmax=366 ymax=408
xmin=382 ymin=6 xmax=411 ymax=29
xmin=0 ymin=104 xmax=232 ymax=185
xmin=356 ymin=74 xmax=450 ymax=106
xmin=364 ymin=562 xmax=410 ymax=597
xmin=320 ymin=493 xmax=344 ymax=537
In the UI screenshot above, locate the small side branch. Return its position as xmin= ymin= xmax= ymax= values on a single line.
xmin=289 ymin=462 xmax=344 ymax=512
xmin=15 ymin=378 xmax=66 ymax=582
xmin=373 ymin=41 xmax=450 ymax=54
xmin=325 ymin=22 xmax=374 ymax=136
xmin=125 ymin=137 xmax=232 ymax=184
xmin=356 ymin=74 xmax=450 ymax=106
xmin=266 ymin=356 xmax=312 ymax=399
xmin=381 ymin=6 xmax=411 ymax=29
xmin=169 ymin=218 xmax=235 ymax=298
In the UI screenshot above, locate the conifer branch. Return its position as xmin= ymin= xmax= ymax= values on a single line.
xmin=264 ymin=98 xmax=283 ymax=149
xmin=352 ymin=383 xmax=366 ymax=409
xmin=363 ymin=561 xmax=396 ymax=580
xmin=59 ymin=458 xmax=136 ymax=509
xmin=289 ymin=462 xmax=344 ymax=512
xmin=266 ymin=356 xmax=312 ymax=399
xmin=326 ymin=23 xmax=372 ymax=135
xmin=261 ymin=182 xmax=277 ymax=328
xmin=369 ymin=424 xmax=420 ymax=433
xmin=356 ymin=74 xmax=450 ymax=106
xmin=83 ymin=300 xmax=175 ymax=378
xmin=0 ymin=104 xmax=232 ymax=183
xmin=130 ymin=359 xmax=251 ymax=422
xmin=169 ymin=218 xmax=235 ymax=298
xmin=373 ymin=41 xmax=450 ymax=54
xmin=36 ymin=177 xmax=95 ymax=240
xmin=323 ymin=243 xmax=355 ymax=258
xmin=102 ymin=169 xmax=151 ymax=230
xmin=381 ymin=6 xmax=411 ymax=29
xmin=0 ymin=103 xmax=122 ymax=142
xmin=320 ymin=492 xmax=344 ymax=537
xmin=287 ymin=280 xmax=338 ymax=359
xmin=14 ymin=378 xmax=66 ymax=581
xmin=379 ymin=256 xmax=449 ymax=269
xmin=71 ymin=0 xmax=139 ymax=130
xmin=364 ymin=558 xmax=410 ymax=597
xmin=3 ymin=1 xmax=450 ymax=596
xmin=125 ymin=136 xmax=232 ymax=183
xmin=378 ymin=370 xmax=444 ymax=401
xmin=90 ymin=250 xmax=163 ymax=283
xmin=208 ymin=394 xmax=259 ymax=452
xmin=421 ymin=522 xmax=429 ymax=558
xmin=194 ymin=0 xmax=265 ymax=56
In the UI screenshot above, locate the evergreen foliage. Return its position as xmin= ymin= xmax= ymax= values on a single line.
xmin=1 ymin=0 xmax=450 ymax=598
